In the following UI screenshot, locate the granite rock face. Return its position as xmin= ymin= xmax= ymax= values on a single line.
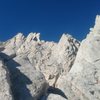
xmin=69 ymin=15 xmax=100 ymax=100
xmin=0 ymin=32 xmax=79 ymax=100
xmin=47 ymin=93 xmax=67 ymax=100
xmin=56 ymin=15 xmax=100 ymax=100
xmin=52 ymin=34 xmax=79 ymax=73
xmin=0 ymin=57 xmax=13 ymax=100
xmin=2 ymin=33 xmax=25 ymax=57
xmin=6 ymin=55 xmax=48 ymax=100
xmin=1 ymin=15 xmax=100 ymax=100
xmin=13 ymin=32 xmax=79 ymax=87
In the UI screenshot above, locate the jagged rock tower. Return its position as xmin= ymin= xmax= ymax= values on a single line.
xmin=0 ymin=15 xmax=100 ymax=100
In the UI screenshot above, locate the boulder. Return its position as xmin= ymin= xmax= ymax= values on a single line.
xmin=5 ymin=54 xmax=48 ymax=100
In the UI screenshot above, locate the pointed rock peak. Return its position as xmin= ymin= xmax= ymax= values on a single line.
xmin=26 ymin=32 xmax=40 ymax=42
xmin=59 ymin=33 xmax=79 ymax=45
xmin=28 ymin=32 xmax=36 ymax=36
xmin=59 ymin=33 xmax=71 ymax=43
xmin=15 ymin=33 xmax=24 ymax=38
xmin=90 ymin=15 xmax=100 ymax=34
xmin=95 ymin=15 xmax=100 ymax=25
xmin=59 ymin=33 xmax=77 ymax=41
xmin=61 ymin=33 xmax=72 ymax=38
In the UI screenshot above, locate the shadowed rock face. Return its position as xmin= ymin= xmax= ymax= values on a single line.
xmin=0 ymin=52 xmax=48 ymax=100
xmin=0 ymin=57 xmax=13 ymax=100
xmin=1 ymin=15 xmax=100 ymax=100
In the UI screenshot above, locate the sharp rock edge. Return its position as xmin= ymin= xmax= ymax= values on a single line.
xmin=0 ymin=15 xmax=100 ymax=100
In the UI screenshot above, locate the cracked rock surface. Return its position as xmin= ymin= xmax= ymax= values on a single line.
xmin=0 ymin=57 xmax=13 ymax=100
xmin=42 ymin=15 xmax=100 ymax=100
xmin=0 ymin=15 xmax=100 ymax=100
xmin=0 ymin=32 xmax=79 ymax=100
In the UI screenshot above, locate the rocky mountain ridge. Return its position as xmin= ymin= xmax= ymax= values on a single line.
xmin=0 ymin=15 xmax=100 ymax=100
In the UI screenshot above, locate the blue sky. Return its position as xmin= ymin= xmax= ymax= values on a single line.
xmin=0 ymin=0 xmax=100 ymax=42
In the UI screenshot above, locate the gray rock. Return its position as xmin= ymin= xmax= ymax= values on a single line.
xmin=0 ymin=31 xmax=80 ymax=100
xmin=2 ymin=33 xmax=25 ymax=57
xmin=47 ymin=94 xmax=67 ymax=100
xmin=52 ymin=33 xmax=80 ymax=73
xmin=0 ymin=57 xmax=13 ymax=100
xmin=54 ymin=15 xmax=100 ymax=100
xmin=6 ymin=55 xmax=48 ymax=100
xmin=0 ymin=19 xmax=82 ymax=100
xmin=16 ymin=33 xmax=80 ymax=87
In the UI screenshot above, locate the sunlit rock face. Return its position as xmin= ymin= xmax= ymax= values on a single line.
xmin=52 ymin=34 xmax=80 ymax=74
xmin=56 ymin=15 xmax=100 ymax=100
xmin=2 ymin=32 xmax=79 ymax=87
xmin=0 ymin=31 xmax=80 ymax=100
xmin=1 ymin=15 xmax=100 ymax=100
xmin=90 ymin=15 xmax=100 ymax=35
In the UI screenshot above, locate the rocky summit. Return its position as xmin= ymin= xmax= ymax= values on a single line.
xmin=0 ymin=15 xmax=100 ymax=100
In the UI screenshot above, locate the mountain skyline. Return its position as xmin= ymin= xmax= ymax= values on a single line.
xmin=0 ymin=0 xmax=100 ymax=42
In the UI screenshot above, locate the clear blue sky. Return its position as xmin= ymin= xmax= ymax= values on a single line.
xmin=0 ymin=0 xmax=100 ymax=42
